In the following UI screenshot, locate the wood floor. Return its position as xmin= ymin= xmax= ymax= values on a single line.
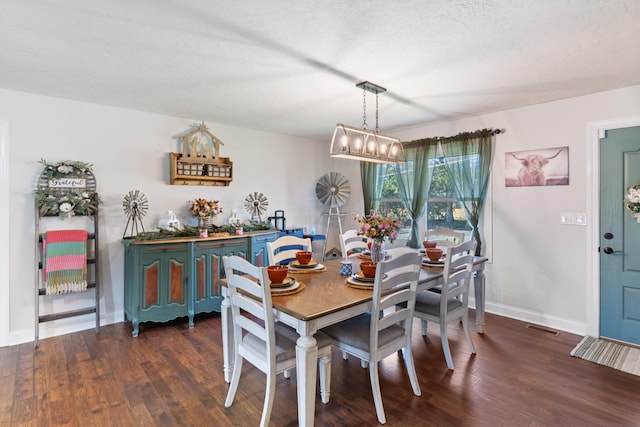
xmin=2 ymin=312 xmax=640 ymax=427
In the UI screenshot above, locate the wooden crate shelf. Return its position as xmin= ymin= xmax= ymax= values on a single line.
xmin=169 ymin=152 xmax=233 ymax=186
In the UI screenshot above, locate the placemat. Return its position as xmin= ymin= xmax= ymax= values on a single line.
xmin=345 ymin=276 xmax=374 ymax=290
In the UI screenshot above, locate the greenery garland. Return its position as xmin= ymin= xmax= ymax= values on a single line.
xmin=36 ymin=159 xmax=101 ymax=219
xmin=39 ymin=158 xmax=94 ymax=180
xmin=125 ymin=221 xmax=275 ymax=242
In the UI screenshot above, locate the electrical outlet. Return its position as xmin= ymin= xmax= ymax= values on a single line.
xmin=560 ymin=212 xmax=587 ymax=225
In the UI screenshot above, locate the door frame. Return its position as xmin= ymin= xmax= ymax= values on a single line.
xmin=0 ymin=121 xmax=9 ymax=347
xmin=588 ymin=117 xmax=640 ymax=337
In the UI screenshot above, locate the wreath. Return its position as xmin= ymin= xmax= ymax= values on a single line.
xmin=35 ymin=159 xmax=101 ymax=219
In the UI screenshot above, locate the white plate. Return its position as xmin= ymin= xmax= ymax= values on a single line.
xmin=271 ymin=280 xmax=300 ymax=294
xmin=289 ymin=263 xmax=325 ymax=271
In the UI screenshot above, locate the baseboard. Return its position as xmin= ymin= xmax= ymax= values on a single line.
xmin=471 ymin=298 xmax=588 ymax=336
xmin=7 ymin=310 xmax=125 ymax=347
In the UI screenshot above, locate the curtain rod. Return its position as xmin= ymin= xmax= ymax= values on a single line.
xmin=402 ymin=128 xmax=503 ymax=148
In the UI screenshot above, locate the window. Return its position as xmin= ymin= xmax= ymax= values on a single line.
xmin=378 ymin=165 xmax=412 ymax=234
xmin=377 ymin=156 xmax=474 ymax=235
xmin=426 ymin=158 xmax=472 ymax=232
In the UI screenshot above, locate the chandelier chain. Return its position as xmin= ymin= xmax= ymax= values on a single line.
xmin=362 ymin=87 xmax=367 ymax=130
xmin=375 ymin=92 xmax=380 ymax=133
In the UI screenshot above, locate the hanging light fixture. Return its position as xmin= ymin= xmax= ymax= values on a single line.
xmin=329 ymin=81 xmax=405 ymax=164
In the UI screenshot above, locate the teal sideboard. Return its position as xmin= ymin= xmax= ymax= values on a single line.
xmin=123 ymin=231 xmax=278 ymax=336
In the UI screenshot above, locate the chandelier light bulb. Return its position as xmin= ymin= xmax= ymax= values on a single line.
xmin=367 ymin=140 xmax=376 ymax=152
xmin=340 ymin=135 xmax=348 ymax=147
xmin=354 ymin=138 xmax=363 ymax=150
xmin=379 ymin=144 xmax=387 ymax=154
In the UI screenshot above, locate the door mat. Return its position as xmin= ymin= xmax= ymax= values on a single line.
xmin=570 ymin=336 xmax=640 ymax=376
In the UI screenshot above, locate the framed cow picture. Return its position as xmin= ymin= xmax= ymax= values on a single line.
xmin=505 ymin=146 xmax=569 ymax=187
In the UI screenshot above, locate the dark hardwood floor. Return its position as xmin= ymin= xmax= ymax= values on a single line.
xmin=2 ymin=311 xmax=640 ymax=426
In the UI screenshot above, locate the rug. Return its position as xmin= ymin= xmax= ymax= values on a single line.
xmin=571 ymin=336 xmax=640 ymax=376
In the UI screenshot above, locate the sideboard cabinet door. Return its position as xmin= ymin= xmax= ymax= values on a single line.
xmin=124 ymin=242 xmax=188 ymax=337
xmin=194 ymin=239 xmax=248 ymax=314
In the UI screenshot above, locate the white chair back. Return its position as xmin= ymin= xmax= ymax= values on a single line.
xmin=223 ymin=255 xmax=276 ymax=373
xmin=425 ymin=228 xmax=465 ymax=247
xmin=266 ymin=235 xmax=312 ymax=265
xmin=339 ymin=229 xmax=368 ymax=259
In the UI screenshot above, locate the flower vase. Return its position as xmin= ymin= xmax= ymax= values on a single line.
xmin=370 ymin=238 xmax=385 ymax=262
xmin=198 ymin=217 xmax=209 ymax=238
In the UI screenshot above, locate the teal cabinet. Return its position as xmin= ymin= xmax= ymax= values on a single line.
xmin=250 ymin=232 xmax=279 ymax=266
xmin=123 ymin=231 xmax=275 ymax=336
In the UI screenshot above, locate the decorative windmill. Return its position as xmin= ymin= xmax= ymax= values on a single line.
xmin=315 ymin=172 xmax=351 ymax=257
xmin=244 ymin=192 xmax=269 ymax=223
xmin=122 ymin=190 xmax=148 ymax=238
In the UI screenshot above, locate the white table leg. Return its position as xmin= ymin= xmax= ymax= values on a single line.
xmin=296 ymin=334 xmax=317 ymax=427
xmin=474 ymin=269 xmax=486 ymax=333
xmin=221 ymin=289 xmax=234 ymax=383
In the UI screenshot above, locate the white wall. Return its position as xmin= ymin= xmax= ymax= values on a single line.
xmin=0 ymin=88 xmax=360 ymax=346
xmin=3 ymin=84 xmax=640 ymax=346
xmin=393 ymin=84 xmax=640 ymax=335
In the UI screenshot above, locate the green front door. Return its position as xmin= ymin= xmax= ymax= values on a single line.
xmin=600 ymin=126 xmax=640 ymax=344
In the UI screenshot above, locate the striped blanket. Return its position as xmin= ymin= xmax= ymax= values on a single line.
xmin=43 ymin=230 xmax=88 ymax=295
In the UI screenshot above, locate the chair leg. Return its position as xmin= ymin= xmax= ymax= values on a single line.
xmin=361 ymin=359 xmax=369 ymax=369
xmin=283 ymin=369 xmax=291 ymax=379
xmin=259 ymin=370 xmax=277 ymax=427
xmin=403 ymin=345 xmax=422 ymax=397
xmin=368 ymin=361 xmax=387 ymax=424
xmin=342 ymin=351 xmax=349 ymax=360
xmin=224 ymin=355 xmax=243 ymax=407
xmin=461 ymin=313 xmax=476 ymax=354
xmin=318 ymin=350 xmax=332 ymax=404
xmin=421 ymin=319 xmax=428 ymax=336
xmin=440 ymin=321 xmax=455 ymax=370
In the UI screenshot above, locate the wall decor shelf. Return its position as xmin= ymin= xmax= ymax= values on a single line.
xmin=169 ymin=152 xmax=233 ymax=186
xmin=169 ymin=122 xmax=233 ymax=186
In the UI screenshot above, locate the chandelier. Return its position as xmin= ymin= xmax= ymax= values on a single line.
xmin=329 ymin=81 xmax=405 ymax=164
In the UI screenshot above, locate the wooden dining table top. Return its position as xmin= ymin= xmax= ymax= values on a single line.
xmin=272 ymin=255 xmax=487 ymax=322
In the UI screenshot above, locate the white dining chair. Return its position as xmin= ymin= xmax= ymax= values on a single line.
xmin=424 ymin=228 xmax=465 ymax=247
xmin=339 ymin=229 xmax=368 ymax=259
xmin=413 ymin=239 xmax=477 ymax=370
xmin=266 ymin=235 xmax=312 ymax=265
xmin=222 ymin=255 xmax=332 ymax=427
xmin=321 ymin=250 xmax=422 ymax=424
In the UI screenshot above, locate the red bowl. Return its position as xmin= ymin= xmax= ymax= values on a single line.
xmin=267 ymin=265 xmax=288 ymax=284
xmin=422 ymin=240 xmax=437 ymax=249
xmin=296 ymin=251 xmax=313 ymax=265
xmin=426 ymin=248 xmax=443 ymax=261
xmin=360 ymin=261 xmax=378 ymax=278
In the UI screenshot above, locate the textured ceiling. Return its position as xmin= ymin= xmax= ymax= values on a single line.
xmin=1 ymin=0 xmax=639 ymax=141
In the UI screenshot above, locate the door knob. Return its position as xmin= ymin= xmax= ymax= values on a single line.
xmin=603 ymin=247 xmax=622 ymax=254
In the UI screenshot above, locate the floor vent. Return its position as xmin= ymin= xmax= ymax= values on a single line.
xmin=526 ymin=324 xmax=560 ymax=336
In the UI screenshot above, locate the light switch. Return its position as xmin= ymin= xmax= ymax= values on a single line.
xmin=560 ymin=212 xmax=587 ymax=226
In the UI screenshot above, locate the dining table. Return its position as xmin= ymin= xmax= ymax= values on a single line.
xmin=220 ymin=252 xmax=488 ymax=427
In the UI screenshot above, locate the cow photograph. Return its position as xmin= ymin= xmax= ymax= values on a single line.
xmin=505 ymin=146 xmax=569 ymax=187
